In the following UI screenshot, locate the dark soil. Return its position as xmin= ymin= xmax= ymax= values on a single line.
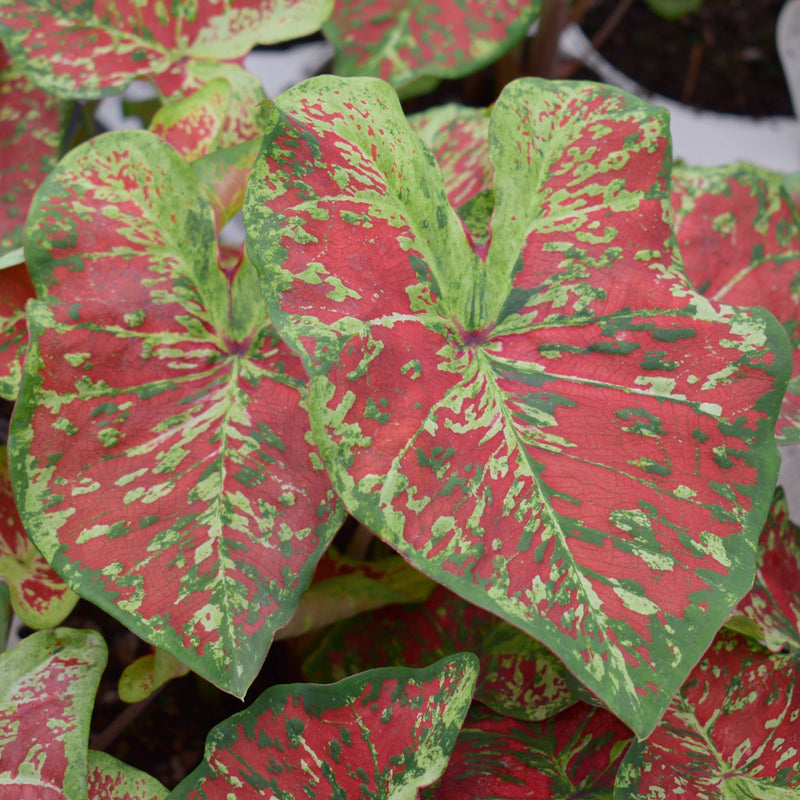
xmin=578 ymin=0 xmax=793 ymax=116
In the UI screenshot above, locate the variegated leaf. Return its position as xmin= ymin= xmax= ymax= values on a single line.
xmin=0 ymin=627 xmax=107 ymax=800
xmin=276 ymin=544 xmax=436 ymax=639
xmin=244 ymin=75 xmax=790 ymax=737
xmin=0 ymin=260 xmax=36 ymax=400
xmin=423 ymin=702 xmax=632 ymax=799
xmin=672 ymin=162 xmax=800 ymax=444
xmin=323 ymin=0 xmax=541 ymax=94
xmin=118 ymin=648 xmax=190 ymax=704
xmin=12 ymin=129 xmax=344 ymax=697
xmin=0 ymin=42 xmax=64 ymax=253
xmin=616 ymin=630 xmax=800 ymax=800
xmin=152 ymin=60 xmax=269 ymax=151
xmin=0 ymin=0 xmax=332 ymax=98
xmin=729 ymin=487 xmax=800 ymax=652
xmin=304 ymin=585 xmax=575 ymax=722
xmin=169 ymin=653 xmax=479 ymax=800
xmin=0 ymin=444 xmax=78 ymax=629
xmin=88 ymin=751 xmax=167 ymax=800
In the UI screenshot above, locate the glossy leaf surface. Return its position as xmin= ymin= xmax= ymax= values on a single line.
xmin=0 ymin=260 xmax=36 ymax=400
xmin=0 ymin=627 xmax=106 ymax=800
xmin=0 ymin=43 xmax=63 ymax=252
xmin=170 ymin=653 xmax=478 ymax=800
xmin=323 ymin=0 xmax=541 ymax=93
xmin=672 ymin=162 xmax=800 ymax=444
xmin=424 ymin=702 xmax=631 ymax=799
xmin=88 ymin=751 xmax=167 ymax=800
xmin=245 ymin=75 xmax=789 ymax=736
xmin=0 ymin=0 xmax=332 ymax=98
xmin=304 ymin=586 xmax=575 ymax=722
xmin=731 ymin=488 xmax=800 ymax=652
xmin=13 ymin=130 xmax=344 ymax=696
xmin=0 ymin=444 xmax=78 ymax=628
xmin=616 ymin=630 xmax=800 ymax=799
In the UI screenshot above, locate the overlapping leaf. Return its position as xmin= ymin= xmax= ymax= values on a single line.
xmin=0 ymin=42 xmax=64 ymax=253
xmin=169 ymin=653 xmax=479 ymax=800
xmin=244 ymin=75 xmax=790 ymax=736
xmin=0 ymin=444 xmax=78 ymax=628
xmin=0 ymin=627 xmax=106 ymax=799
xmin=672 ymin=162 xmax=800 ymax=443
xmin=0 ymin=260 xmax=36 ymax=400
xmin=729 ymin=488 xmax=800 ymax=652
xmin=423 ymin=702 xmax=632 ymax=799
xmin=616 ymin=630 xmax=800 ymax=799
xmin=87 ymin=751 xmax=167 ymax=800
xmin=12 ymin=129 xmax=344 ymax=696
xmin=0 ymin=582 xmax=9 ymax=651
xmin=118 ymin=648 xmax=190 ymax=704
xmin=276 ymin=544 xmax=436 ymax=639
xmin=323 ymin=0 xmax=541 ymax=94
xmin=304 ymin=586 xmax=575 ymax=722
xmin=0 ymin=0 xmax=332 ymax=98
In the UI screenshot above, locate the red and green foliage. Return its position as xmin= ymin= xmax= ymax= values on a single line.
xmin=1 ymin=0 xmax=800 ymax=794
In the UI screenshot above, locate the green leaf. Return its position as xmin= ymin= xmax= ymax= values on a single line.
xmin=169 ymin=653 xmax=479 ymax=800
xmin=0 ymin=627 xmax=107 ymax=800
xmin=117 ymin=648 xmax=190 ymax=704
xmin=616 ymin=630 xmax=800 ymax=799
xmin=244 ymin=75 xmax=790 ymax=737
xmin=13 ymin=129 xmax=344 ymax=697
xmin=304 ymin=586 xmax=575 ymax=723
xmin=0 ymin=582 xmax=9 ymax=652
xmin=644 ymin=0 xmax=703 ymax=20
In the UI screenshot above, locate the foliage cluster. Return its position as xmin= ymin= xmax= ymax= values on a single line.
xmin=1 ymin=0 xmax=800 ymax=797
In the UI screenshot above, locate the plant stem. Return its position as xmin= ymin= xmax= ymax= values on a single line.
xmin=530 ymin=0 xmax=572 ymax=78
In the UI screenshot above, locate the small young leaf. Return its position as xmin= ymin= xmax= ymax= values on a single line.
xmin=88 ymin=751 xmax=168 ymax=800
xmin=0 ymin=627 xmax=107 ymax=800
xmin=170 ymin=653 xmax=479 ymax=800
xmin=276 ymin=544 xmax=436 ymax=639
xmin=13 ymin=130 xmax=344 ymax=697
xmin=672 ymin=162 xmax=800 ymax=444
xmin=245 ymin=75 xmax=790 ymax=737
xmin=423 ymin=702 xmax=632 ymax=799
xmin=304 ymin=585 xmax=575 ymax=722
xmin=615 ymin=630 xmax=800 ymax=799
xmin=0 ymin=444 xmax=78 ymax=629
xmin=323 ymin=0 xmax=542 ymax=95
xmin=0 ymin=0 xmax=334 ymax=98
xmin=118 ymin=648 xmax=190 ymax=704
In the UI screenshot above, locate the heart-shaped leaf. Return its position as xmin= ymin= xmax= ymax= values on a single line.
xmin=323 ymin=0 xmax=542 ymax=94
xmin=118 ymin=648 xmax=191 ymax=704
xmin=0 ymin=43 xmax=65 ymax=253
xmin=0 ymin=0 xmax=333 ymax=98
xmin=0 ymin=260 xmax=36 ymax=400
xmin=169 ymin=653 xmax=479 ymax=800
xmin=0 ymin=444 xmax=78 ymax=628
xmin=304 ymin=585 xmax=575 ymax=722
xmin=12 ymin=129 xmax=344 ymax=696
xmin=672 ymin=163 xmax=800 ymax=444
xmin=615 ymin=630 xmax=800 ymax=799
xmin=0 ymin=627 xmax=107 ymax=800
xmin=244 ymin=75 xmax=790 ymax=737
xmin=423 ymin=702 xmax=632 ymax=799
xmin=87 ymin=751 xmax=167 ymax=800
xmin=729 ymin=488 xmax=800 ymax=652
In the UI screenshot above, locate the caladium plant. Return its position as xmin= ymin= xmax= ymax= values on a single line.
xmin=0 ymin=0 xmax=800 ymax=795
